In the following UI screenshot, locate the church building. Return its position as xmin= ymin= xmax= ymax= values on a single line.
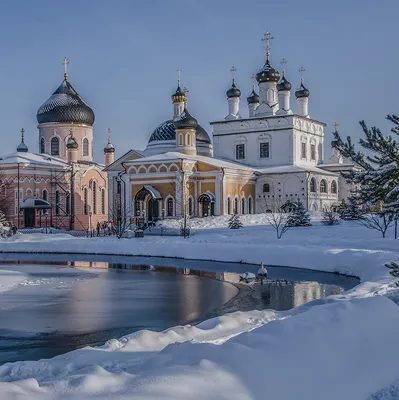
xmin=0 ymin=59 xmax=113 ymax=230
xmin=105 ymin=32 xmax=355 ymax=222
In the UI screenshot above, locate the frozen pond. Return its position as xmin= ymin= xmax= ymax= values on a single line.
xmin=0 ymin=254 xmax=359 ymax=364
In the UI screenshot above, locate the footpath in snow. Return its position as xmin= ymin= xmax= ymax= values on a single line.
xmin=0 ymin=217 xmax=399 ymax=399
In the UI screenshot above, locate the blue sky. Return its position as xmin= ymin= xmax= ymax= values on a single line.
xmin=0 ymin=0 xmax=397 ymax=162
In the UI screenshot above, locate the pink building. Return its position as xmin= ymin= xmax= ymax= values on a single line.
xmin=0 ymin=59 xmax=114 ymax=230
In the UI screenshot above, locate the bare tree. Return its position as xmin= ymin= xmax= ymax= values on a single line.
xmin=261 ymin=199 xmax=292 ymax=239
xmin=322 ymin=205 xmax=341 ymax=226
xmin=358 ymin=212 xmax=394 ymax=238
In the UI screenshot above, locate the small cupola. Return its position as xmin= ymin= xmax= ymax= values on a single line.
xmin=17 ymin=128 xmax=28 ymax=153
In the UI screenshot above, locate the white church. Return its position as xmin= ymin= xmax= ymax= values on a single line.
xmin=106 ymin=32 xmax=355 ymax=219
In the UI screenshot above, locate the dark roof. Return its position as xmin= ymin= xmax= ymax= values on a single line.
xmin=37 ymin=79 xmax=95 ymax=126
xmin=174 ymin=108 xmax=198 ymax=130
xmin=256 ymin=57 xmax=280 ymax=83
xmin=277 ymin=75 xmax=292 ymax=91
xmin=17 ymin=140 xmax=28 ymax=152
xmin=247 ymin=89 xmax=260 ymax=104
xmin=295 ymin=82 xmax=310 ymax=98
xmin=148 ymin=120 xmax=211 ymax=144
xmin=226 ymin=81 xmax=241 ymax=98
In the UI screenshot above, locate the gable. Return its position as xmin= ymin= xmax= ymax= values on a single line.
xmin=104 ymin=149 xmax=146 ymax=172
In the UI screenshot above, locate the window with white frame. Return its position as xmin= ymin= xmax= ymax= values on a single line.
xmin=301 ymin=142 xmax=307 ymax=159
xmin=310 ymin=143 xmax=316 ymax=160
xmin=320 ymin=179 xmax=327 ymax=193
xmin=236 ymin=144 xmax=245 ymax=160
xmin=260 ymin=142 xmax=270 ymax=158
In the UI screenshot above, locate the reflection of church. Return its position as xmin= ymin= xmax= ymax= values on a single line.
xmin=106 ymin=33 xmax=355 ymax=221
xmin=0 ymin=59 xmax=112 ymax=229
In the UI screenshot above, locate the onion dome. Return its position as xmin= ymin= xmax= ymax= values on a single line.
xmin=295 ymin=82 xmax=310 ymax=98
xmin=256 ymin=56 xmax=280 ymax=83
xmin=104 ymin=141 xmax=115 ymax=153
xmin=226 ymin=80 xmax=241 ymax=98
xmin=37 ymin=77 xmax=95 ymax=126
xmin=148 ymin=120 xmax=211 ymax=144
xmin=247 ymin=88 xmax=260 ymax=104
xmin=17 ymin=129 xmax=28 ymax=152
xmin=277 ymin=74 xmax=292 ymax=91
xmin=173 ymin=108 xmax=198 ymax=130
xmin=66 ymin=136 xmax=78 ymax=149
xmin=171 ymin=85 xmax=186 ymax=103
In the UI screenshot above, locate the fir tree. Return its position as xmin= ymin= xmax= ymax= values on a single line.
xmin=228 ymin=212 xmax=243 ymax=229
xmin=286 ymin=200 xmax=312 ymax=227
xmin=339 ymin=197 xmax=364 ymax=220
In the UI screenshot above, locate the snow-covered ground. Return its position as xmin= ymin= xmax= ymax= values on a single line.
xmin=0 ymin=270 xmax=26 ymax=293
xmin=0 ymin=216 xmax=398 ymax=399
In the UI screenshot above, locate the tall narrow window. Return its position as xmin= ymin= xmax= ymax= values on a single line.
xmin=83 ymin=138 xmax=89 ymax=157
xmin=241 ymin=198 xmax=246 ymax=214
xmin=55 ymin=190 xmax=60 ymax=215
xmin=116 ymin=181 xmax=121 ymax=195
xmin=248 ymin=197 xmax=252 ymax=214
xmin=310 ymin=178 xmax=316 ymax=193
xmin=40 ymin=138 xmax=45 ymax=154
xmin=101 ymin=189 xmax=105 ymax=214
xmin=234 ymin=197 xmax=238 ymax=214
xmin=65 ymin=192 xmax=70 ymax=215
xmin=167 ymin=198 xmax=174 ymax=216
xmin=83 ymin=188 xmax=88 ymax=215
xmin=260 ymin=142 xmax=270 ymax=158
xmin=227 ymin=197 xmax=231 ymax=215
xmin=331 ymin=180 xmax=337 ymax=194
xmin=320 ymin=179 xmax=327 ymax=193
xmin=263 ymin=183 xmax=270 ymax=193
xmin=236 ymin=144 xmax=245 ymax=160
xmin=188 ymin=197 xmax=193 ymax=216
xmin=301 ymin=142 xmax=307 ymax=159
xmin=310 ymin=143 xmax=316 ymax=160
xmin=92 ymin=181 xmax=97 ymax=214
xmin=51 ymin=137 xmax=60 ymax=156
xmin=42 ymin=189 xmax=48 ymax=202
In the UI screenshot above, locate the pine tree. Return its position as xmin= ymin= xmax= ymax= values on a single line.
xmin=339 ymin=197 xmax=364 ymax=220
xmin=286 ymin=200 xmax=312 ymax=227
xmin=228 ymin=212 xmax=243 ymax=229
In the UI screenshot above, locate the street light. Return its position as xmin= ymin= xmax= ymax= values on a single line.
xmin=89 ymin=212 xmax=92 ymax=237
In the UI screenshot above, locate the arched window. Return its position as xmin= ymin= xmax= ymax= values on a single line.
xmin=187 ymin=134 xmax=191 ymax=146
xmin=65 ymin=192 xmax=70 ymax=215
xmin=83 ymin=188 xmax=88 ymax=215
xmin=101 ymin=189 xmax=105 ymax=214
xmin=227 ymin=197 xmax=231 ymax=215
xmin=320 ymin=179 xmax=327 ymax=193
xmin=263 ymin=183 xmax=270 ymax=193
xmin=51 ymin=137 xmax=59 ymax=156
xmin=42 ymin=189 xmax=48 ymax=202
xmin=310 ymin=178 xmax=316 ymax=193
xmin=178 ymin=134 xmax=183 ymax=146
xmin=55 ymin=190 xmax=60 ymax=215
xmin=92 ymin=181 xmax=97 ymax=214
xmin=83 ymin=138 xmax=89 ymax=157
xmin=188 ymin=197 xmax=193 ymax=216
xmin=40 ymin=138 xmax=45 ymax=154
xmin=248 ymin=197 xmax=253 ymax=214
xmin=167 ymin=198 xmax=174 ymax=216
xmin=331 ymin=180 xmax=337 ymax=194
xmin=234 ymin=197 xmax=238 ymax=214
xmin=26 ymin=188 xmax=33 ymax=198
xmin=241 ymin=198 xmax=246 ymax=215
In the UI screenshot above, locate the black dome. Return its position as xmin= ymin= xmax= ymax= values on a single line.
xmin=226 ymin=81 xmax=241 ymax=98
xmin=247 ymin=89 xmax=260 ymax=104
xmin=277 ymin=75 xmax=292 ymax=91
xmin=66 ymin=136 xmax=78 ymax=149
xmin=256 ymin=57 xmax=280 ymax=83
xmin=37 ymin=79 xmax=95 ymax=126
xmin=17 ymin=140 xmax=28 ymax=153
xmin=174 ymin=108 xmax=198 ymax=130
xmin=295 ymin=83 xmax=310 ymax=98
xmin=104 ymin=142 xmax=115 ymax=153
xmin=148 ymin=120 xmax=211 ymax=144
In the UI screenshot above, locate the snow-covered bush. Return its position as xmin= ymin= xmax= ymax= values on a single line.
xmin=228 ymin=213 xmax=243 ymax=229
xmin=322 ymin=206 xmax=340 ymax=226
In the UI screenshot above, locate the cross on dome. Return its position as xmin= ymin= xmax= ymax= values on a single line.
xmin=261 ymin=31 xmax=274 ymax=57
xmin=176 ymin=67 xmax=182 ymax=87
xmin=299 ymin=66 xmax=306 ymax=83
xmin=230 ymin=66 xmax=237 ymax=81
xmin=333 ymin=122 xmax=339 ymax=132
xmin=107 ymin=128 xmax=112 ymax=143
xmin=280 ymin=58 xmax=288 ymax=75
xmin=63 ymin=57 xmax=69 ymax=80
xmin=20 ymin=128 xmax=25 ymax=141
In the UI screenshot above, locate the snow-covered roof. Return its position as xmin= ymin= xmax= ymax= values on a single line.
xmin=124 ymin=152 xmax=255 ymax=172
xmin=256 ymin=164 xmax=338 ymax=176
xmin=0 ymin=152 xmax=68 ymax=168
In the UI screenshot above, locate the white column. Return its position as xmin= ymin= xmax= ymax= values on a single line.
xmin=297 ymin=97 xmax=309 ymax=117
xmin=215 ymin=174 xmax=221 ymax=216
xmin=277 ymin=91 xmax=291 ymax=115
xmin=228 ymin=97 xmax=239 ymax=116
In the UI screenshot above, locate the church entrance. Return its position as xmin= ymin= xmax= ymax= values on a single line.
xmin=148 ymin=198 xmax=159 ymax=221
xmin=134 ymin=186 xmax=162 ymax=223
xmin=24 ymin=208 xmax=35 ymax=228
xmin=198 ymin=193 xmax=215 ymax=217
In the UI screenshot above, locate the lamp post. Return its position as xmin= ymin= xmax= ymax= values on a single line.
xmin=89 ymin=212 xmax=92 ymax=237
xmin=162 ymin=208 xmax=165 ymax=220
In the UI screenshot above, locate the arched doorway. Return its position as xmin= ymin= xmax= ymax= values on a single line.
xmin=134 ymin=186 xmax=162 ymax=222
xmin=198 ymin=193 xmax=215 ymax=217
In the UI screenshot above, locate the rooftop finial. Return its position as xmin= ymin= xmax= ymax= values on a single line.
xmin=20 ymin=128 xmax=25 ymax=143
xmin=230 ymin=66 xmax=237 ymax=84
xmin=299 ymin=66 xmax=306 ymax=84
xmin=69 ymin=122 xmax=74 ymax=138
xmin=333 ymin=122 xmax=339 ymax=132
xmin=177 ymin=67 xmax=182 ymax=87
xmin=107 ymin=128 xmax=112 ymax=144
xmin=183 ymin=86 xmax=189 ymax=107
xmin=261 ymin=31 xmax=274 ymax=59
xmin=17 ymin=128 xmax=28 ymax=152
xmin=280 ymin=58 xmax=288 ymax=77
xmin=63 ymin=57 xmax=69 ymax=80
xmin=251 ymin=74 xmax=257 ymax=91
